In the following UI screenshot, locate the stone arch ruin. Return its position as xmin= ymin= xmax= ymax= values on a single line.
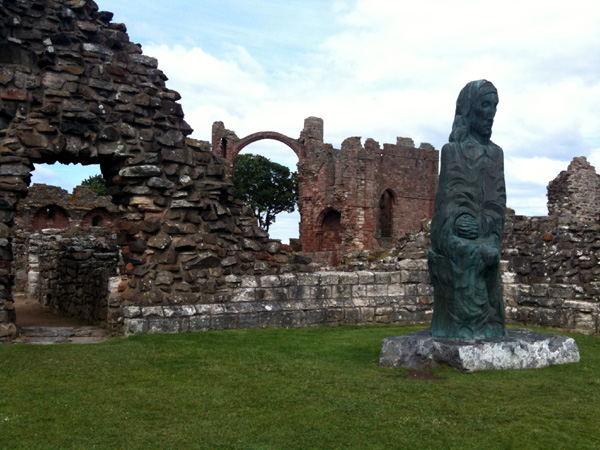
xmin=212 ymin=117 xmax=439 ymax=260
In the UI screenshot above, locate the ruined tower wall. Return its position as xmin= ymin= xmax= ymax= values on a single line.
xmin=547 ymin=156 xmax=600 ymax=223
xmin=375 ymin=141 xmax=438 ymax=239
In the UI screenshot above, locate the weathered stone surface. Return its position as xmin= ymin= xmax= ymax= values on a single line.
xmin=379 ymin=328 xmax=580 ymax=372
xmin=118 ymin=165 xmax=161 ymax=177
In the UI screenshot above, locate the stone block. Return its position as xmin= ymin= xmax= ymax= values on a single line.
xmin=142 ymin=306 xmax=164 ymax=317
xmin=340 ymin=272 xmax=359 ymax=285
xmin=147 ymin=318 xmax=180 ymax=334
xmin=231 ymin=288 xmax=255 ymax=303
xmin=189 ymin=315 xmax=210 ymax=331
xmin=124 ymin=318 xmax=147 ymax=335
xmin=123 ymin=306 xmax=141 ymax=318
xmin=320 ymin=272 xmax=340 ymax=285
xmin=211 ymin=315 xmax=237 ymax=330
xmin=259 ymin=275 xmax=281 ymax=288
xmin=380 ymin=329 xmax=580 ymax=372
xmin=298 ymin=273 xmax=319 ymax=286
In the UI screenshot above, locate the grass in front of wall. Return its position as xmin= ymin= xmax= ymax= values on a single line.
xmin=0 ymin=324 xmax=599 ymax=450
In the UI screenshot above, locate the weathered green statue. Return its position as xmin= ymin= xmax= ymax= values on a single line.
xmin=428 ymin=80 xmax=507 ymax=339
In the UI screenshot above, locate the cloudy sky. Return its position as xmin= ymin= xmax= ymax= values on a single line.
xmin=34 ymin=0 xmax=600 ymax=241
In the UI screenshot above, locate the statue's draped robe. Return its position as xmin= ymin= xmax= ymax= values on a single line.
xmin=428 ymin=140 xmax=507 ymax=338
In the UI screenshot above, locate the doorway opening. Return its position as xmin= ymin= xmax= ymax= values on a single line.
xmin=13 ymin=163 xmax=119 ymax=329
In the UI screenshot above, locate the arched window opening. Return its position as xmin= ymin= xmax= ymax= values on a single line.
xmin=378 ymin=189 xmax=395 ymax=238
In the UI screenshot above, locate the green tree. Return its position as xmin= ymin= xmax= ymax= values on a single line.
xmin=232 ymin=154 xmax=298 ymax=232
xmin=81 ymin=174 xmax=108 ymax=196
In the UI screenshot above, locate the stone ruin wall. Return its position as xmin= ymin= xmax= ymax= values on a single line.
xmin=1 ymin=0 xmax=598 ymax=339
xmin=0 ymin=0 xmax=308 ymax=340
xmin=547 ymin=156 xmax=600 ymax=224
xmin=124 ymin=158 xmax=600 ymax=338
xmin=212 ymin=118 xmax=439 ymax=264
xmin=15 ymin=183 xmax=118 ymax=232
xmin=502 ymin=214 xmax=600 ymax=335
xmin=12 ymin=182 xmax=117 ymax=301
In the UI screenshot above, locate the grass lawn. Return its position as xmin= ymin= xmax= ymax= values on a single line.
xmin=0 ymin=324 xmax=598 ymax=450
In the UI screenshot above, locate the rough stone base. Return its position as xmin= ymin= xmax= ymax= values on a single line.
xmin=379 ymin=328 xmax=580 ymax=372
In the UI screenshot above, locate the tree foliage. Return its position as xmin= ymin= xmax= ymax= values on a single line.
xmin=81 ymin=174 xmax=108 ymax=196
xmin=232 ymin=154 xmax=298 ymax=231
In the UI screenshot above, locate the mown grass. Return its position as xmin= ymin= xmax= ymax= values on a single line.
xmin=0 ymin=324 xmax=599 ymax=450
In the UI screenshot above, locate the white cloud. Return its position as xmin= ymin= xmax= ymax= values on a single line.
xmin=72 ymin=1 xmax=600 ymax=233
xmin=505 ymin=157 xmax=570 ymax=187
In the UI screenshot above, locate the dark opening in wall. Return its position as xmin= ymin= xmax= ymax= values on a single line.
xmin=319 ymin=209 xmax=342 ymax=252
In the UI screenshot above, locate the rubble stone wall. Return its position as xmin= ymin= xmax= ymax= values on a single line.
xmin=0 ymin=0 xmax=307 ymax=339
xmin=547 ymin=156 xmax=600 ymax=223
xmin=27 ymin=227 xmax=118 ymax=325
xmin=502 ymin=215 xmax=600 ymax=335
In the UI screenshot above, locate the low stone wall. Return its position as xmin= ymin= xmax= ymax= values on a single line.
xmin=123 ymin=260 xmax=433 ymax=335
xmin=501 ymin=215 xmax=600 ymax=335
xmin=27 ymin=228 xmax=119 ymax=325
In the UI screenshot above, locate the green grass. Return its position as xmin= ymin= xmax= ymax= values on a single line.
xmin=1 ymin=324 xmax=599 ymax=450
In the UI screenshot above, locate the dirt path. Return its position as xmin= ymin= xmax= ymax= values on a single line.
xmin=10 ymin=295 xmax=110 ymax=344
xmin=14 ymin=295 xmax=90 ymax=327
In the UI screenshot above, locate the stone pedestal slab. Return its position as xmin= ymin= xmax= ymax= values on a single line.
xmin=379 ymin=328 xmax=580 ymax=372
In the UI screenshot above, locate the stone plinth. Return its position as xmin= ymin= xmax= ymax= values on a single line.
xmin=379 ymin=328 xmax=580 ymax=372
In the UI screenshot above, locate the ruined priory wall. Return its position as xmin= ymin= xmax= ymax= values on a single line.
xmin=0 ymin=0 xmax=303 ymax=339
xmin=376 ymin=140 xmax=438 ymax=238
xmin=298 ymin=136 xmax=438 ymax=255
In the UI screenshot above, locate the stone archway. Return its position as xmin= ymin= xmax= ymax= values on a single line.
xmin=234 ymin=132 xmax=301 ymax=161
xmin=81 ymin=207 xmax=115 ymax=229
xmin=317 ymin=208 xmax=342 ymax=252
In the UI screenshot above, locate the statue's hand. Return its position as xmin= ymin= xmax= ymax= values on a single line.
xmin=480 ymin=244 xmax=500 ymax=266
xmin=455 ymin=214 xmax=478 ymax=239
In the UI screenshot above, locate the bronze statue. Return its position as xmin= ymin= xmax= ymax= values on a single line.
xmin=428 ymin=80 xmax=507 ymax=338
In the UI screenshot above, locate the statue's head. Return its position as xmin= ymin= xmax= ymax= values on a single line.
xmin=449 ymin=80 xmax=498 ymax=144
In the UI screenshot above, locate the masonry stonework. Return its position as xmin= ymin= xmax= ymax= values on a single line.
xmin=2 ymin=1 xmax=599 ymax=341
xmin=0 ymin=0 xmax=306 ymax=340
xmin=547 ymin=156 xmax=600 ymax=223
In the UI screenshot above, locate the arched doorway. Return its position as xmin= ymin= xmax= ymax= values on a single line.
xmin=318 ymin=209 xmax=342 ymax=252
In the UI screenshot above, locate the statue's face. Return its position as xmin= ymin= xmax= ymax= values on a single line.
xmin=469 ymin=91 xmax=498 ymax=142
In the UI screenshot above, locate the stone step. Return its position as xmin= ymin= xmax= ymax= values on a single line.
xmin=11 ymin=326 xmax=110 ymax=345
